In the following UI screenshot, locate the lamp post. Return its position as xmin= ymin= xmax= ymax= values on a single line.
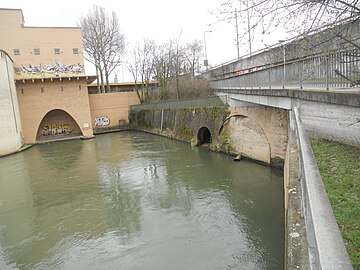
xmin=279 ymin=40 xmax=286 ymax=88
xmin=204 ymin=30 xmax=212 ymax=70
xmin=235 ymin=8 xmax=240 ymax=60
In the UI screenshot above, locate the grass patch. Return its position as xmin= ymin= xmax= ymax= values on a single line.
xmin=311 ymin=138 xmax=360 ymax=270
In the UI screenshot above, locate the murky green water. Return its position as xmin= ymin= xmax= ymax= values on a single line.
xmin=0 ymin=132 xmax=284 ymax=270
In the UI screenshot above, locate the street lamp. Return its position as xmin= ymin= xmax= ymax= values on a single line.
xmin=204 ymin=30 xmax=212 ymax=70
xmin=279 ymin=40 xmax=286 ymax=88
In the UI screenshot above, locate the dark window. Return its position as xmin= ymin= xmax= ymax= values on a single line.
xmin=21 ymin=89 xmax=24 ymax=94
xmin=78 ymin=85 xmax=82 ymax=90
xmin=73 ymin=48 xmax=79 ymax=54
xmin=14 ymin=49 xmax=20 ymax=55
xmin=34 ymin=48 xmax=40 ymax=55
xmin=54 ymin=48 xmax=60 ymax=55
xmin=61 ymin=86 xmax=63 ymax=92
xmin=41 ymin=88 xmax=44 ymax=93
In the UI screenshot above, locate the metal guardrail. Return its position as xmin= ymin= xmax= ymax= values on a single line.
xmin=210 ymin=50 xmax=360 ymax=90
xmin=293 ymin=107 xmax=353 ymax=270
xmin=130 ymin=96 xmax=226 ymax=111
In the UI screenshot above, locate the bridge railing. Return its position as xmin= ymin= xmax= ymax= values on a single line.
xmin=293 ymin=107 xmax=353 ymax=270
xmin=210 ymin=50 xmax=360 ymax=90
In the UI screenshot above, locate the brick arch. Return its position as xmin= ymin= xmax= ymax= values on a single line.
xmin=36 ymin=109 xmax=83 ymax=141
xmin=220 ymin=114 xmax=271 ymax=163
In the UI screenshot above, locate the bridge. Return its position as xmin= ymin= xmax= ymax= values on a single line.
xmin=207 ymin=43 xmax=359 ymax=270
xmin=130 ymin=44 xmax=359 ymax=269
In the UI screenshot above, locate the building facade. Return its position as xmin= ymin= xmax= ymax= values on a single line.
xmin=0 ymin=8 xmax=141 ymax=151
xmin=0 ymin=8 xmax=95 ymax=145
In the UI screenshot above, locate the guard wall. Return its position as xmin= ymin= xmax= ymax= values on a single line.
xmin=0 ymin=50 xmax=23 ymax=155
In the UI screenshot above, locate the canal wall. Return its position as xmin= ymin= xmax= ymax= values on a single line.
xmin=0 ymin=50 xmax=23 ymax=156
xmin=286 ymin=108 xmax=353 ymax=270
xmin=129 ymin=97 xmax=228 ymax=149
xmin=88 ymin=91 xmax=140 ymax=133
xmin=129 ymin=97 xmax=288 ymax=166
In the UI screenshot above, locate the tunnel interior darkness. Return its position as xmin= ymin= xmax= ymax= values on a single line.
xmin=197 ymin=127 xmax=212 ymax=145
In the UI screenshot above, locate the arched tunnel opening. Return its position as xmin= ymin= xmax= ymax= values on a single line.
xmin=197 ymin=127 xmax=212 ymax=146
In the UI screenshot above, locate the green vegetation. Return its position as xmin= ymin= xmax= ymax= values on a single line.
xmin=311 ymin=138 xmax=360 ymax=270
xmin=207 ymin=107 xmax=221 ymax=120
xmin=179 ymin=125 xmax=192 ymax=140
xmin=218 ymin=134 xmax=234 ymax=154
xmin=270 ymin=156 xmax=284 ymax=168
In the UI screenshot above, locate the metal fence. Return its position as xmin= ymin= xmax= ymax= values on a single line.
xmin=130 ymin=96 xmax=226 ymax=111
xmin=293 ymin=107 xmax=353 ymax=270
xmin=210 ymin=50 xmax=360 ymax=90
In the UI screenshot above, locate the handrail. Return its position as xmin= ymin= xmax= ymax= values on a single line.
xmin=209 ymin=49 xmax=360 ymax=90
xmin=293 ymin=107 xmax=353 ymax=270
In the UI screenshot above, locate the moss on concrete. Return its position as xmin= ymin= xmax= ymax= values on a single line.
xmin=271 ymin=156 xmax=285 ymax=168
xmin=218 ymin=134 xmax=235 ymax=154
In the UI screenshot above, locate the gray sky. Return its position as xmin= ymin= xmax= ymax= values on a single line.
xmin=1 ymin=0 xmax=286 ymax=81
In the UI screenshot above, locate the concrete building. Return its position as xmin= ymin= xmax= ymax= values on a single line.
xmin=0 ymin=8 xmax=96 ymax=145
xmin=0 ymin=8 xmax=141 ymax=151
xmin=0 ymin=50 xmax=23 ymax=155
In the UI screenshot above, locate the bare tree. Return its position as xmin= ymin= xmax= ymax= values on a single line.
xmin=80 ymin=5 xmax=125 ymax=93
xmin=126 ymin=39 xmax=155 ymax=103
xmin=213 ymin=0 xmax=360 ymax=52
xmin=126 ymin=46 xmax=141 ymax=101
xmin=210 ymin=1 xmax=360 ymax=85
xmin=152 ymin=42 xmax=175 ymax=100
xmin=185 ymin=39 xmax=203 ymax=76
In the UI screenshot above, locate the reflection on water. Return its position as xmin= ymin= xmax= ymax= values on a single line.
xmin=0 ymin=132 xmax=284 ymax=270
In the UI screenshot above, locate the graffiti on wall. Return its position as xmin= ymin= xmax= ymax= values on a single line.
xmin=15 ymin=61 xmax=84 ymax=76
xmin=95 ymin=116 xmax=110 ymax=126
xmin=41 ymin=124 xmax=73 ymax=136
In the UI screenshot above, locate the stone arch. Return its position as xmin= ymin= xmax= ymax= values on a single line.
xmin=220 ymin=114 xmax=271 ymax=163
xmin=197 ymin=126 xmax=212 ymax=145
xmin=36 ymin=109 xmax=83 ymax=141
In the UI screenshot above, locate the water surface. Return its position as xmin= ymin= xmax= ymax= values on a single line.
xmin=0 ymin=132 xmax=284 ymax=269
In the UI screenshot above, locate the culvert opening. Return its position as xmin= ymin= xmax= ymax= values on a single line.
xmin=197 ymin=127 xmax=212 ymax=146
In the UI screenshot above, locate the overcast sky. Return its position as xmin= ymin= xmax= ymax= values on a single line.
xmin=1 ymin=0 xmax=286 ymax=81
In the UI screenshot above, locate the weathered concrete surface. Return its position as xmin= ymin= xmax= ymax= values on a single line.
xmin=88 ymin=91 xmax=140 ymax=129
xmin=296 ymin=99 xmax=360 ymax=146
xmin=130 ymin=107 xmax=228 ymax=146
xmin=293 ymin=108 xmax=353 ymax=270
xmin=225 ymin=106 xmax=288 ymax=163
xmin=216 ymin=88 xmax=360 ymax=108
xmin=0 ymin=50 xmax=23 ymax=156
xmin=284 ymin=128 xmax=309 ymax=269
xmin=130 ymin=104 xmax=288 ymax=166
xmin=221 ymin=116 xmax=271 ymax=163
xmin=216 ymin=89 xmax=360 ymax=146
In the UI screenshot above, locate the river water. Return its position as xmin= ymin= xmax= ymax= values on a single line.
xmin=0 ymin=132 xmax=284 ymax=270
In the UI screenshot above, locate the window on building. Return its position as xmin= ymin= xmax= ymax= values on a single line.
xmin=54 ymin=48 xmax=60 ymax=55
xmin=41 ymin=88 xmax=44 ymax=93
xmin=73 ymin=48 xmax=79 ymax=54
xmin=78 ymin=85 xmax=82 ymax=91
xmin=14 ymin=49 xmax=20 ymax=55
xmin=34 ymin=48 xmax=40 ymax=55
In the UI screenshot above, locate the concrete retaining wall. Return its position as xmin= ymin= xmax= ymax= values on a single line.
xmin=0 ymin=50 xmax=23 ymax=155
xmin=293 ymin=107 xmax=353 ymax=269
xmin=89 ymin=91 xmax=140 ymax=130
xmin=130 ymin=98 xmax=288 ymax=166
xmin=130 ymin=106 xmax=228 ymax=146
